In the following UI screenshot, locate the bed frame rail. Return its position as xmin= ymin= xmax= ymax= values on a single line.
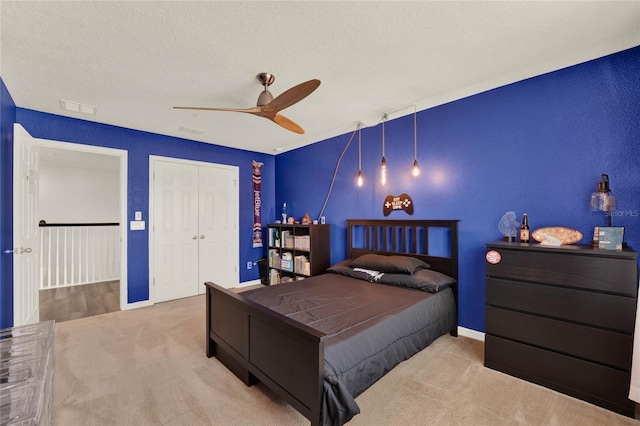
xmin=206 ymin=282 xmax=328 ymax=425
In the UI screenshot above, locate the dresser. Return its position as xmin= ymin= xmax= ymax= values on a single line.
xmin=485 ymin=241 xmax=638 ymax=417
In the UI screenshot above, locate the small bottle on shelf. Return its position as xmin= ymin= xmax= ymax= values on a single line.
xmin=519 ymin=213 xmax=530 ymax=243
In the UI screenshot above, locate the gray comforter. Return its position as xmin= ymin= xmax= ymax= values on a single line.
xmin=242 ymin=273 xmax=457 ymax=425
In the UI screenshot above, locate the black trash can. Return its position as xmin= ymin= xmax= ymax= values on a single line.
xmin=257 ymin=258 xmax=269 ymax=285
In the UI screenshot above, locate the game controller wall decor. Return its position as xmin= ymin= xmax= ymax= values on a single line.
xmin=383 ymin=193 xmax=414 ymax=216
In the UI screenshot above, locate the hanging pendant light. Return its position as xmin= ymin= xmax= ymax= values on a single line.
xmin=381 ymin=115 xmax=387 ymax=186
xmin=412 ymin=106 xmax=420 ymax=177
xmin=356 ymin=124 xmax=364 ymax=187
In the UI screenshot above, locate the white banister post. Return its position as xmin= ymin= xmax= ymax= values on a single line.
xmin=71 ymin=227 xmax=75 ymax=285
xmin=47 ymin=228 xmax=52 ymax=289
xmin=55 ymin=227 xmax=60 ymax=288
xmin=39 ymin=228 xmax=44 ymax=289
xmin=63 ymin=227 xmax=68 ymax=286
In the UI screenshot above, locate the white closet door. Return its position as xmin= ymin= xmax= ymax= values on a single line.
xmin=153 ymin=161 xmax=199 ymax=302
xmin=198 ymin=166 xmax=238 ymax=291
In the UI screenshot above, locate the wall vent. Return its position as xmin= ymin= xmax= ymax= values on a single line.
xmin=59 ymin=100 xmax=97 ymax=115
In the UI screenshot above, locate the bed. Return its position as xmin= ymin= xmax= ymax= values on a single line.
xmin=205 ymin=219 xmax=459 ymax=425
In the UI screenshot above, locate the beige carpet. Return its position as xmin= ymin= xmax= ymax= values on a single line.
xmin=53 ymin=294 xmax=639 ymax=426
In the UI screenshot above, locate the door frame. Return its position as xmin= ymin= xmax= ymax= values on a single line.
xmin=35 ymin=138 xmax=128 ymax=310
xmin=148 ymin=155 xmax=239 ymax=304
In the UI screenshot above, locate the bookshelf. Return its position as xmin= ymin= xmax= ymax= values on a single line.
xmin=267 ymin=223 xmax=330 ymax=285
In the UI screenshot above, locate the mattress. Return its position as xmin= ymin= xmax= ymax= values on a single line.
xmin=242 ymin=272 xmax=457 ymax=425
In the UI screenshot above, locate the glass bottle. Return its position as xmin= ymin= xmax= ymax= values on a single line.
xmin=520 ymin=213 xmax=530 ymax=243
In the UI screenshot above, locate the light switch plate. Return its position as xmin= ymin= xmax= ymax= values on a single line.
xmin=135 ymin=211 xmax=142 ymax=221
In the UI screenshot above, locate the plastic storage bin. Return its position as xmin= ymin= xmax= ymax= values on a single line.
xmin=0 ymin=321 xmax=55 ymax=426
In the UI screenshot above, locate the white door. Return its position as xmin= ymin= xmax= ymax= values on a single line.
xmin=198 ymin=166 xmax=238 ymax=292
xmin=152 ymin=158 xmax=239 ymax=302
xmin=13 ymin=124 xmax=40 ymax=326
xmin=153 ymin=161 xmax=200 ymax=302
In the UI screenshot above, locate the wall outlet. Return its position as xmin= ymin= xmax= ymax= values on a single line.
xmin=247 ymin=261 xmax=252 ymax=270
xmin=130 ymin=220 xmax=145 ymax=231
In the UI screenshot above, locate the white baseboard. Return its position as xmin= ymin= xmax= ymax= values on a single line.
xmin=122 ymin=299 xmax=153 ymax=311
xmin=236 ymin=279 xmax=262 ymax=288
xmin=457 ymin=326 xmax=485 ymax=342
xmin=120 ymin=281 xmax=262 ymax=311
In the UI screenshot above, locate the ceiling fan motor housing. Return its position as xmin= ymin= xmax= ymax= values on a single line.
xmin=257 ymin=90 xmax=274 ymax=106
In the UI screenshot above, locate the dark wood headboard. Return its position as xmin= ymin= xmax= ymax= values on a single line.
xmin=346 ymin=219 xmax=459 ymax=280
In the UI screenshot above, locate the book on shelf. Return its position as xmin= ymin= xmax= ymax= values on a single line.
xmin=281 ymin=231 xmax=294 ymax=249
xmin=294 ymin=235 xmax=310 ymax=251
xmin=294 ymin=255 xmax=310 ymax=275
xmin=281 ymin=259 xmax=293 ymax=272
xmin=268 ymin=249 xmax=280 ymax=268
xmin=269 ymin=269 xmax=280 ymax=285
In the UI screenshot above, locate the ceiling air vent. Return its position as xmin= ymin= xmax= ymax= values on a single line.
xmin=178 ymin=126 xmax=204 ymax=135
xmin=59 ymin=100 xmax=97 ymax=115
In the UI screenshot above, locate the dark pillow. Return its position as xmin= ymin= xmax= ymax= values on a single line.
xmin=349 ymin=254 xmax=429 ymax=274
xmin=327 ymin=260 xmax=381 ymax=282
xmin=375 ymin=268 xmax=456 ymax=293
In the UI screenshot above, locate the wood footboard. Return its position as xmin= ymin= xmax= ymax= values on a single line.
xmin=205 ymin=282 xmax=328 ymax=426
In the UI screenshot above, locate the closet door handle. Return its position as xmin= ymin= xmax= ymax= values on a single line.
xmin=192 ymin=235 xmax=198 ymax=240
xmin=200 ymin=235 xmax=205 ymax=239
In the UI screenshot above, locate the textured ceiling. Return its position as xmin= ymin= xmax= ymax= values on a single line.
xmin=2 ymin=1 xmax=639 ymax=154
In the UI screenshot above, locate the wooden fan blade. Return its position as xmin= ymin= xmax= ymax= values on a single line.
xmin=272 ymin=114 xmax=305 ymax=134
xmin=173 ymin=106 xmax=262 ymax=114
xmin=268 ymin=79 xmax=320 ymax=113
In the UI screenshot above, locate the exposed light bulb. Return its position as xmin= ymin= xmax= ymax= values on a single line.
xmin=412 ymin=159 xmax=420 ymax=177
xmin=356 ymin=170 xmax=364 ymax=187
xmin=380 ymin=157 xmax=387 ymax=186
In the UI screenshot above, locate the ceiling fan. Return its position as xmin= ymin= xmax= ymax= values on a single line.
xmin=174 ymin=73 xmax=320 ymax=134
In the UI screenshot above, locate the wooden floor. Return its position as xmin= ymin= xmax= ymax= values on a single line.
xmin=39 ymin=281 xmax=120 ymax=323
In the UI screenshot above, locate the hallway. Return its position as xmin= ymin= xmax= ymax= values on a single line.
xmin=39 ymin=281 xmax=120 ymax=323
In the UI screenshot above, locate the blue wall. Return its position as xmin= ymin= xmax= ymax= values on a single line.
xmin=0 ymin=78 xmax=16 ymax=328
xmin=276 ymin=46 xmax=640 ymax=333
xmin=2 ymin=47 xmax=639 ymax=331
xmin=11 ymin=109 xmax=274 ymax=310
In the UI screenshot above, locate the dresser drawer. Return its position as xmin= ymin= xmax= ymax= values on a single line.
xmin=486 ymin=277 xmax=636 ymax=333
xmin=486 ymin=306 xmax=633 ymax=369
xmin=486 ymin=248 xmax=637 ymax=297
xmin=485 ymin=335 xmax=634 ymax=417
